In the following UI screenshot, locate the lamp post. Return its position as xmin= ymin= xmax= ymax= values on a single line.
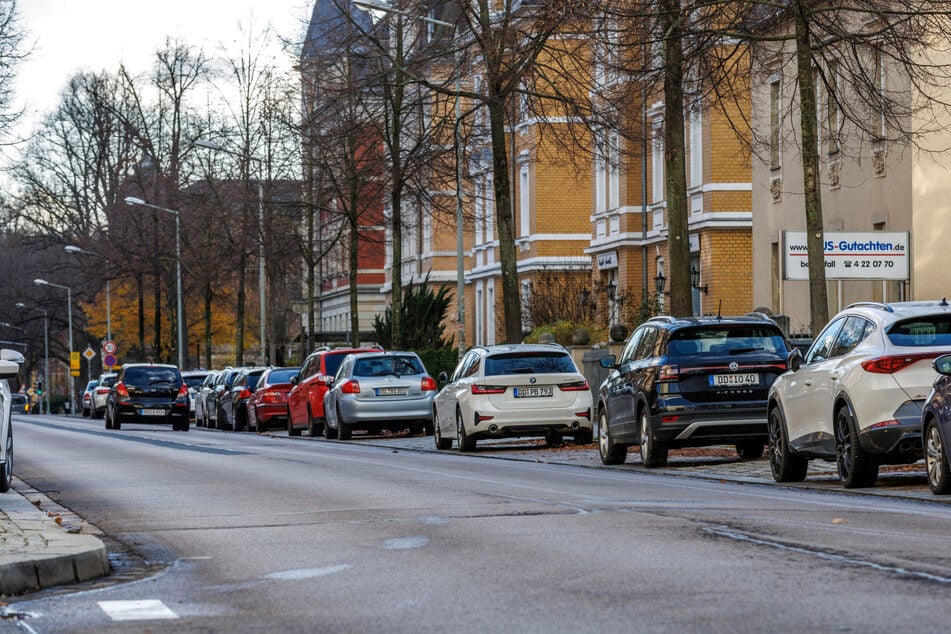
xmin=196 ymin=139 xmax=267 ymax=366
xmin=124 ymin=197 xmax=185 ymax=369
xmin=16 ymin=303 xmax=49 ymax=415
xmin=353 ymin=0 xmax=465 ymax=358
xmin=65 ymin=245 xmax=111 ymax=341
xmin=34 ymin=279 xmax=75 ymax=415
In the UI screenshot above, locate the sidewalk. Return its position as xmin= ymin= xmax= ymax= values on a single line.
xmin=0 ymin=480 xmax=110 ymax=597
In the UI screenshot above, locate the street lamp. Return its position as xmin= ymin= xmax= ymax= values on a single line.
xmin=124 ymin=196 xmax=185 ymax=369
xmin=352 ymin=0 xmax=465 ymax=359
xmin=196 ymin=138 xmax=267 ymax=365
xmin=65 ymin=245 xmax=111 ymax=341
xmin=34 ymin=279 xmax=75 ymax=415
xmin=16 ymin=303 xmax=50 ymax=415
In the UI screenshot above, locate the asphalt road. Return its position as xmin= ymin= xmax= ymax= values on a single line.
xmin=6 ymin=414 xmax=951 ymax=633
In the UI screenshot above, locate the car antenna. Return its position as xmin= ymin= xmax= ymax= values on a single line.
xmin=941 ymin=298 xmax=949 ymax=306
xmin=717 ymin=299 xmax=722 ymax=320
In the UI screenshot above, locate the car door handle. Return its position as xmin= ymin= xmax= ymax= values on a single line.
xmin=829 ymin=373 xmax=839 ymax=381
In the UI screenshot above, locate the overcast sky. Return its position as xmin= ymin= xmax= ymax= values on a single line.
xmin=12 ymin=0 xmax=313 ymax=137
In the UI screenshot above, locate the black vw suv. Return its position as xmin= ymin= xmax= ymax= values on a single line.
xmin=597 ymin=313 xmax=791 ymax=467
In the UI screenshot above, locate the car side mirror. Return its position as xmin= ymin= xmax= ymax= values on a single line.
xmin=290 ymin=375 xmax=298 ymax=385
xmin=787 ymin=348 xmax=804 ymax=372
xmin=934 ymin=354 xmax=951 ymax=375
xmin=599 ymin=355 xmax=617 ymax=369
xmin=438 ymin=371 xmax=449 ymax=383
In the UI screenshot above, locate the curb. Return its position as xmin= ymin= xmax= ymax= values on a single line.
xmin=0 ymin=481 xmax=110 ymax=597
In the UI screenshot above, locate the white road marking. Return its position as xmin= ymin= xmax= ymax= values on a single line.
xmin=263 ymin=564 xmax=352 ymax=580
xmin=383 ymin=535 xmax=429 ymax=550
xmin=98 ymin=600 xmax=179 ymax=621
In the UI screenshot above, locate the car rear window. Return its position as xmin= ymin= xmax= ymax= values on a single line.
xmin=183 ymin=375 xmax=207 ymax=388
xmin=669 ymin=326 xmax=788 ymax=356
xmin=485 ymin=352 xmax=576 ymax=375
xmin=353 ymin=356 xmax=424 ymax=377
xmin=11 ymin=394 xmax=26 ymax=404
xmin=101 ymin=375 xmax=117 ymax=387
xmin=887 ymin=316 xmax=951 ymax=347
xmin=325 ymin=354 xmax=349 ymax=376
xmin=267 ymin=368 xmax=298 ymax=383
xmin=122 ymin=367 xmax=181 ymax=385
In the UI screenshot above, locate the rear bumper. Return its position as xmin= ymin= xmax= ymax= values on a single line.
xmin=113 ymin=403 xmax=189 ymax=424
xmin=650 ymin=402 xmax=767 ymax=447
xmin=255 ymin=403 xmax=289 ymax=423
xmin=338 ymin=397 xmax=434 ymax=426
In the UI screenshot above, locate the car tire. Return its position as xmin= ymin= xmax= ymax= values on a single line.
xmin=235 ymin=408 xmax=247 ymax=432
xmin=598 ymin=408 xmax=627 ymax=465
xmin=767 ymin=407 xmax=808 ymax=482
xmin=0 ymin=423 xmax=12 ymax=493
xmin=105 ymin=411 xmax=113 ymax=430
xmin=835 ymin=405 xmax=878 ymax=488
xmin=434 ymin=412 xmax=452 ymax=450
xmin=337 ymin=406 xmax=352 ymax=441
xmin=456 ymin=409 xmax=476 ymax=452
xmin=324 ymin=416 xmax=338 ymax=439
xmin=544 ymin=431 xmax=563 ymax=447
xmin=180 ymin=419 xmax=189 ymax=432
xmin=307 ymin=409 xmax=323 ymax=437
xmin=574 ymin=428 xmax=593 ymax=445
xmin=925 ymin=418 xmax=951 ymax=495
xmin=639 ymin=409 xmax=667 ymax=468
xmin=735 ymin=440 xmax=765 ymax=461
xmin=287 ymin=410 xmax=302 ymax=437
xmin=423 ymin=419 xmax=434 ymax=436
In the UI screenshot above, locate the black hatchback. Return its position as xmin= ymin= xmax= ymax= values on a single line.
xmin=106 ymin=363 xmax=190 ymax=431
xmin=597 ymin=313 xmax=791 ymax=467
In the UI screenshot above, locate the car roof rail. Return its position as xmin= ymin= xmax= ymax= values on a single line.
xmin=845 ymin=301 xmax=893 ymax=313
xmin=312 ymin=346 xmax=331 ymax=353
xmin=744 ymin=311 xmax=776 ymax=322
xmin=647 ymin=315 xmax=677 ymax=324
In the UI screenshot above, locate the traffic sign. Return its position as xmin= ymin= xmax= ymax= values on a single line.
xmin=102 ymin=340 xmax=117 ymax=355
xmin=70 ymin=351 xmax=80 ymax=371
xmin=83 ymin=346 xmax=96 ymax=361
xmin=104 ymin=354 xmax=117 ymax=368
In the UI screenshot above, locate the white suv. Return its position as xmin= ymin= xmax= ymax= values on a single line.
xmin=432 ymin=344 xmax=593 ymax=451
xmin=767 ymin=300 xmax=951 ymax=488
xmin=1 ymin=348 xmax=24 ymax=492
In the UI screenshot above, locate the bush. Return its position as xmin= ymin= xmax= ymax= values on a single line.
xmin=416 ymin=348 xmax=460 ymax=379
xmin=523 ymin=320 xmax=608 ymax=347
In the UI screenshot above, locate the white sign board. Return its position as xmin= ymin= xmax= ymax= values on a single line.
xmin=784 ymin=231 xmax=909 ymax=281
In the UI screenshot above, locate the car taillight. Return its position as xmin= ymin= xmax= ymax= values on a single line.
xmin=95 ymin=387 xmax=110 ymax=394
xmin=558 ymin=380 xmax=589 ymax=392
xmin=116 ymin=381 xmax=130 ymax=400
xmin=421 ymin=376 xmax=437 ymax=391
xmin=658 ymin=364 xmax=680 ymax=382
xmin=238 ymin=389 xmax=251 ymax=400
xmin=316 ymin=374 xmax=334 ymax=385
xmin=260 ymin=390 xmax=283 ymax=404
xmin=861 ymin=353 xmax=938 ymax=374
xmin=471 ymin=384 xmax=506 ymax=395
xmin=341 ymin=380 xmax=361 ymax=394
xmin=177 ymin=383 xmax=189 ymax=399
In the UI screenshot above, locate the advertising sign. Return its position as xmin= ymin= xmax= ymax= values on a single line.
xmin=783 ymin=231 xmax=909 ymax=281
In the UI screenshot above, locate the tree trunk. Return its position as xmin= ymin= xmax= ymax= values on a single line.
xmin=661 ymin=0 xmax=692 ymax=318
xmin=794 ymin=8 xmax=829 ymax=333
xmin=488 ymin=94 xmax=523 ymax=343
xmin=236 ymin=253 xmax=246 ymax=365
xmin=349 ymin=205 xmax=361 ymax=347
xmin=203 ymin=281 xmax=212 ymax=369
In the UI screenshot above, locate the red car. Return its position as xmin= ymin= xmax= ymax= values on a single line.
xmin=248 ymin=366 xmax=299 ymax=433
xmin=287 ymin=346 xmax=383 ymax=437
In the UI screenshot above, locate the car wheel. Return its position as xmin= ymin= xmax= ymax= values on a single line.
xmin=337 ymin=405 xmax=352 ymax=441
xmin=639 ymin=409 xmax=667 ymax=468
xmin=835 ymin=405 xmax=878 ymax=488
xmin=735 ymin=440 xmax=765 ymax=461
xmin=324 ymin=416 xmax=338 ymax=439
xmin=181 ymin=418 xmax=189 ymax=432
xmin=925 ymin=418 xmax=951 ymax=495
xmin=0 ymin=423 xmax=12 ymax=493
xmin=235 ymin=408 xmax=247 ymax=432
xmin=423 ymin=419 xmax=434 ymax=436
xmin=287 ymin=410 xmax=302 ymax=437
xmin=105 ymin=409 xmax=113 ymax=430
xmin=574 ymin=427 xmax=593 ymax=445
xmin=544 ymin=431 xmax=563 ymax=447
xmin=307 ymin=409 xmax=323 ymax=437
xmin=434 ymin=411 xmax=452 ymax=450
xmin=456 ymin=409 xmax=476 ymax=452
xmin=767 ymin=407 xmax=808 ymax=482
xmin=598 ymin=407 xmax=627 ymax=465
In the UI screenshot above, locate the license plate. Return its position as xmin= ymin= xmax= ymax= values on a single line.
xmin=514 ymin=386 xmax=553 ymax=398
xmin=375 ymin=387 xmax=408 ymax=396
xmin=709 ymin=373 xmax=759 ymax=387
xmin=140 ymin=408 xmax=166 ymax=416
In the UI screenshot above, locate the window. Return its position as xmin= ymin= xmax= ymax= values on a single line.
xmin=486 ymin=352 xmax=577 ymax=376
xmin=825 ymin=62 xmax=840 ymax=155
xmin=608 ymin=131 xmax=619 ymax=209
xmin=519 ymin=163 xmax=530 ymax=237
xmin=769 ymin=78 xmax=781 ymax=170
xmin=594 ymin=129 xmax=606 ymax=213
xmin=689 ymin=103 xmax=703 ymax=187
xmin=635 ymin=327 xmax=658 ymax=360
xmin=872 ymin=48 xmax=886 ymax=141
xmin=619 ymin=328 xmax=645 ymax=364
xmin=887 ymin=316 xmax=951 ymax=347
xmin=830 ymin=317 xmax=874 ymax=357
xmin=806 ymin=318 xmax=846 ymax=363
xmin=651 ymin=122 xmax=664 ymax=203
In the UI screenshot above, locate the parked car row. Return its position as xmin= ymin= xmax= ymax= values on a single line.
xmin=83 ymin=299 xmax=951 ymax=499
